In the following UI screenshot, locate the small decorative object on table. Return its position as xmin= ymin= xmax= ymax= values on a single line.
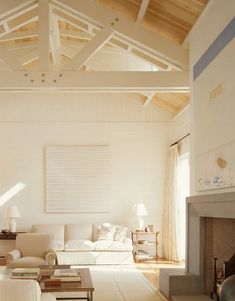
xmin=145 ymin=224 xmax=154 ymax=232
xmin=11 ymin=268 xmax=40 ymax=280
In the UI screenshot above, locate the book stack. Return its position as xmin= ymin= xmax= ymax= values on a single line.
xmin=44 ymin=268 xmax=81 ymax=286
xmin=11 ymin=268 xmax=40 ymax=279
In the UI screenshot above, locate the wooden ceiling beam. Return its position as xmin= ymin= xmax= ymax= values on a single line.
xmin=50 ymin=7 xmax=62 ymax=64
xmin=136 ymin=0 xmax=150 ymax=23
xmin=0 ymin=29 xmax=37 ymax=42
xmin=0 ymin=71 xmax=189 ymax=92
xmin=60 ymin=28 xmax=93 ymax=41
xmin=0 ymin=0 xmax=37 ymax=23
xmin=51 ymin=0 xmax=189 ymax=70
xmin=143 ymin=92 xmax=155 ymax=107
xmin=0 ymin=8 xmax=38 ymax=38
xmin=56 ymin=10 xmax=170 ymax=70
xmin=64 ymin=28 xmax=114 ymax=70
xmin=38 ymin=0 xmax=49 ymax=70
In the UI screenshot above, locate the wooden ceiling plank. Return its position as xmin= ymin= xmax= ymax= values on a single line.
xmin=148 ymin=1 xmax=197 ymax=28
xmin=64 ymin=28 xmax=114 ymax=70
xmin=0 ymin=70 xmax=189 ymax=92
xmin=136 ymin=0 xmax=150 ymax=23
xmin=38 ymin=0 xmax=49 ymax=70
xmin=153 ymin=97 xmax=178 ymax=113
xmin=0 ymin=40 xmax=36 ymax=51
xmin=19 ymin=48 xmax=38 ymax=66
xmin=51 ymin=0 xmax=189 ymax=70
xmin=0 ymin=50 xmax=24 ymax=70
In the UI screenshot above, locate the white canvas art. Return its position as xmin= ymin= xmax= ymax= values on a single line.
xmin=45 ymin=145 xmax=111 ymax=212
xmin=196 ymin=140 xmax=235 ymax=191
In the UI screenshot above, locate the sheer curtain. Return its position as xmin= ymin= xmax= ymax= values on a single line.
xmin=177 ymin=153 xmax=190 ymax=260
xmin=162 ymin=145 xmax=179 ymax=261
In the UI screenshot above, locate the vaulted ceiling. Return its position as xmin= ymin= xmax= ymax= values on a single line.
xmin=0 ymin=0 xmax=208 ymax=116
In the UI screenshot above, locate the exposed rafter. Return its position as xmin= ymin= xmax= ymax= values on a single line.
xmin=136 ymin=0 xmax=150 ymax=24
xmin=0 ymin=71 xmax=189 ymax=92
xmin=38 ymin=0 xmax=49 ymax=70
xmin=0 ymin=0 xmax=38 ymax=37
xmin=49 ymin=7 xmax=62 ymax=64
xmin=51 ymin=0 xmax=189 ymax=70
xmin=53 ymin=9 xmax=168 ymax=70
xmin=64 ymin=28 xmax=114 ymax=70
xmin=143 ymin=92 xmax=155 ymax=107
xmin=0 ymin=29 xmax=37 ymax=42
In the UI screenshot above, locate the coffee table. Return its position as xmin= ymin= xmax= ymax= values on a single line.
xmin=39 ymin=265 xmax=94 ymax=301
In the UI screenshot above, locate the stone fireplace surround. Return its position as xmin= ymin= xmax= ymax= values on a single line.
xmin=159 ymin=191 xmax=235 ymax=299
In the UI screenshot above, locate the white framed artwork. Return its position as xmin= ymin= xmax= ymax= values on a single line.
xmin=45 ymin=145 xmax=111 ymax=213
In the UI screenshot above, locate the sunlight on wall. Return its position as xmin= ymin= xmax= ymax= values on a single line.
xmin=0 ymin=182 xmax=26 ymax=206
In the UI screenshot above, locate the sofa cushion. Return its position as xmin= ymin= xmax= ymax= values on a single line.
xmin=113 ymin=226 xmax=128 ymax=243
xmin=32 ymin=224 xmax=64 ymax=251
xmin=93 ymin=240 xmax=133 ymax=251
xmin=65 ymin=224 xmax=93 ymax=242
xmin=65 ymin=240 xmax=94 ymax=251
xmin=98 ymin=223 xmax=116 ymax=240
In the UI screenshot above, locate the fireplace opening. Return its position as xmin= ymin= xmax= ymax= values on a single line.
xmin=205 ymin=217 xmax=235 ymax=296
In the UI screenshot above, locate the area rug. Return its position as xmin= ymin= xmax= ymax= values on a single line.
xmin=57 ymin=265 xmax=165 ymax=301
xmin=88 ymin=265 xmax=165 ymax=301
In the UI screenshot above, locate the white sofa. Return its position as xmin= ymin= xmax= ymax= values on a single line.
xmin=32 ymin=224 xmax=133 ymax=265
xmin=0 ymin=279 xmax=56 ymax=301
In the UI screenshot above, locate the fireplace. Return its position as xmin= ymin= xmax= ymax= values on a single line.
xmin=159 ymin=192 xmax=235 ymax=298
xmin=187 ymin=192 xmax=235 ymax=295
xmin=205 ymin=217 xmax=235 ymax=295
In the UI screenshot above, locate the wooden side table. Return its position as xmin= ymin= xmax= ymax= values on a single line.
xmin=131 ymin=231 xmax=160 ymax=262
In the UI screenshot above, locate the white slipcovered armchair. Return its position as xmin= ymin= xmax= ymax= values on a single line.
xmin=7 ymin=233 xmax=57 ymax=268
xmin=0 ymin=279 xmax=56 ymax=301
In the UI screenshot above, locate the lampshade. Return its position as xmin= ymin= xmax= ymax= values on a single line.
xmin=6 ymin=205 xmax=21 ymax=218
xmin=133 ymin=203 xmax=148 ymax=216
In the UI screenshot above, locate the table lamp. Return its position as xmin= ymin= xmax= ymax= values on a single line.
xmin=133 ymin=203 xmax=148 ymax=231
xmin=6 ymin=205 xmax=21 ymax=233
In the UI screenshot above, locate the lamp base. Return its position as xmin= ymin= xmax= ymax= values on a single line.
xmin=9 ymin=219 xmax=16 ymax=233
xmin=136 ymin=217 xmax=145 ymax=231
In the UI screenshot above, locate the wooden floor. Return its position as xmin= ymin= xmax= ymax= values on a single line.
xmin=136 ymin=259 xmax=185 ymax=301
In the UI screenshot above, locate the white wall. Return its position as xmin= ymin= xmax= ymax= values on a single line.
xmin=0 ymin=92 xmax=170 ymax=253
xmin=189 ymin=0 xmax=235 ymax=194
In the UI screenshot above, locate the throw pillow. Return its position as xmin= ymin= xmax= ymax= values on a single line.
xmin=98 ymin=223 xmax=116 ymax=240
xmin=113 ymin=226 xmax=128 ymax=243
